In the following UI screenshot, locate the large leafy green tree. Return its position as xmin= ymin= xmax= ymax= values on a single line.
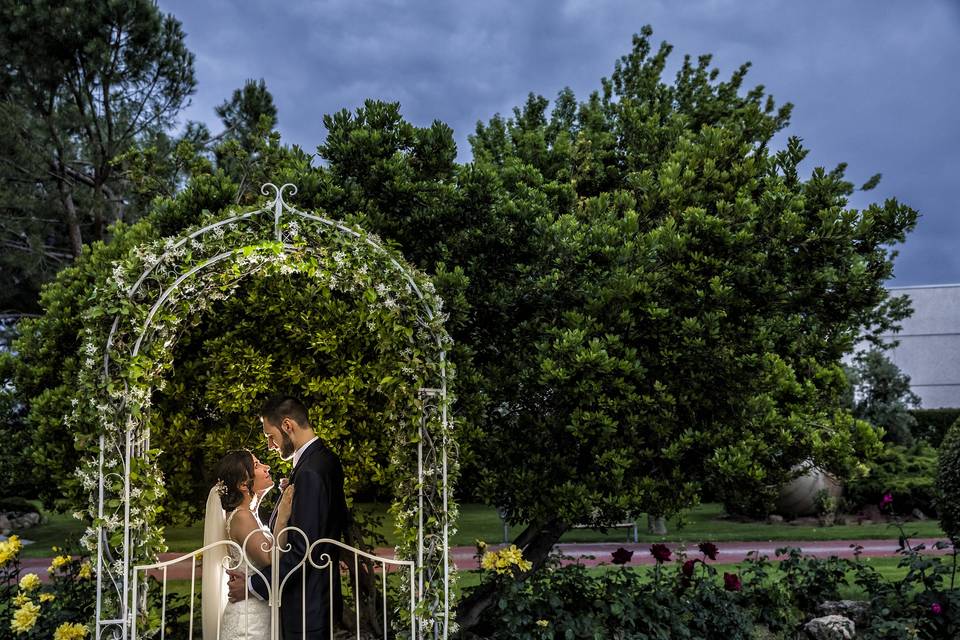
xmin=309 ymin=31 xmax=916 ymax=628
xmin=0 ymin=0 xmax=195 ymax=313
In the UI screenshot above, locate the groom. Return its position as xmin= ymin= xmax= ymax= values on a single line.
xmin=228 ymin=395 xmax=349 ymax=640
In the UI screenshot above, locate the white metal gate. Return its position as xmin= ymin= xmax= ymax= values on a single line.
xmin=132 ymin=528 xmax=416 ymax=639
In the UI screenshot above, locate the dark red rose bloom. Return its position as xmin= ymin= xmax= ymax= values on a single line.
xmin=611 ymin=547 xmax=634 ymax=565
xmin=682 ymin=559 xmax=698 ymax=577
xmin=723 ymin=572 xmax=742 ymax=592
xmin=650 ymin=543 xmax=672 ymax=563
xmin=931 ymin=602 xmax=943 ymax=616
xmin=698 ymin=542 xmax=719 ymax=561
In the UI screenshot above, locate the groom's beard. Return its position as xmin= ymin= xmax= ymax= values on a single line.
xmin=280 ymin=430 xmax=296 ymax=460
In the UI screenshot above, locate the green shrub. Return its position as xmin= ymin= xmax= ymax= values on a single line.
xmin=936 ymin=419 xmax=960 ymax=541
xmin=913 ymin=409 xmax=960 ymax=447
xmin=477 ymin=560 xmax=757 ymax=640
xmin=846 ymin=443 xmax=938 ymax=517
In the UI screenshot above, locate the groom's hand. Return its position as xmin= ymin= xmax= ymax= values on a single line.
xmin=226 ymin=569 xmax=249 ymax=603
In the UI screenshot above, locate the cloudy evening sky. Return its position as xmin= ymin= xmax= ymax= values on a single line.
xmin=159 ymin=0 xmax=960 ymax=287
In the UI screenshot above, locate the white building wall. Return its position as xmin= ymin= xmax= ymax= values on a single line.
xmin=884 ymin=284 xmax=960 ymax=409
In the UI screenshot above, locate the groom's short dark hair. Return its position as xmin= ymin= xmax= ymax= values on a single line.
xmin=260 ymin=395 xmax=310 ymax=428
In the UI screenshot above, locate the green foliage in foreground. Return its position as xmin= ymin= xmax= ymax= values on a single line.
xmin=472 ymin=537 xmax=960 ymax=639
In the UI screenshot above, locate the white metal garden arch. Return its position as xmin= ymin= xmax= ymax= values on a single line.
xmin=90 ymin=183 xmax=454 ymax=639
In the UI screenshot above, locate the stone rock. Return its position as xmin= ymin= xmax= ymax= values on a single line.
xmin=804 ymin=615 xmax=855 ymax=640
xmin=5 ymin=511 xmax=41 ymax=530
xmin=817 ymin=601 xmax=870 ymax=627
xmin=0 ymin=514 xmax=9 ymax=530
xmin=767 ymin=514 xmax=784 ymax=524
xmin=912 ymin=508 xmax=929 ymax=521
xmin=859 ymin=504 xmax=883 ymax=522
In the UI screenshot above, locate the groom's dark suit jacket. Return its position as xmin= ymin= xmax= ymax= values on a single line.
xmin=252 ymin=440 xmax=349 ymax=640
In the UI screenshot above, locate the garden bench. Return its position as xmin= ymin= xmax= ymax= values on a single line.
xmin=495 ymin=509 xmax=639 ymax=543
xmin=570 ymin=520 xmax=640 ymax=543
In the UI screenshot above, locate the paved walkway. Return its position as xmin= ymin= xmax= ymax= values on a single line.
xmin=18 ymin=538 xmax=953 ymax=582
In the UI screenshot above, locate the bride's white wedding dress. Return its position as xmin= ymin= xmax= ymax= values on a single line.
xmin=219 ymin=508 xmax=272 ymax=639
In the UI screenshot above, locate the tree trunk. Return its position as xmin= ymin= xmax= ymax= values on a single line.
xmin=56 ymin=175 xmax=83 ymax=257
xmin=455 ymin=517 xmax=569 ymax=635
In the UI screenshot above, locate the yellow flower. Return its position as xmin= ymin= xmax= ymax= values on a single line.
xmin=12 ymin=593 xmax=30 ymax=607
xmin=10 ymin=600 xmax=41 ymax=634
xmin=48 ymin=554 xmax=71 ymax=574
xmin=40 ymin=592 xmax=56 ymax=603
xmin=536 ymin=619 xmax=550 ymax=627
xmin=480 ymin=545 xmax=532 ymax=575
xmin=54 ymin=622 xmax=89 ymax=640
xmin=0 ymin=535 xmax=21 ymax=566
xmin=19 ymin=573 xmax=41 ymax=592
xmin=78 ymin=562 xmax=93 ymax=580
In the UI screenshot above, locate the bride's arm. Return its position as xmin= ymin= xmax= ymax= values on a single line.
xmin=273 ymin=485 xmax=295 ymax=549
xmin=228 ymin=510 xmax=273 ymax=568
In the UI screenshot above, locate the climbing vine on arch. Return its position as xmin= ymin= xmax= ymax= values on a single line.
xmin=67 ymin=190 xmax=457 ymax=626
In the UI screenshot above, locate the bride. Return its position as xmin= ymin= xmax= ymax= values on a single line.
xmin=202 ymin=449 xmax=294 ymax=639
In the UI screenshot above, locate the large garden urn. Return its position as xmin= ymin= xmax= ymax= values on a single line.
xmin=777 ymin=464 xmax=843 ymax=518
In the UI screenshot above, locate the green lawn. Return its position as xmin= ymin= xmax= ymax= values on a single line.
xmin=14 ymin=501 xmax=947 ymax=558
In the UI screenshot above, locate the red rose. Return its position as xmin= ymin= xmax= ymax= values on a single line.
xmin=723 ymin=572 xmax=742 ymax=592
xmin=698 ymin=542 xmax=719 ymax=561
xmin=650 ymin=543 xmax=672 ymax=563
xmin=682 ymin=559 xmax=698 ymax=577
xmin=611 ymin=547 xmax=634 ymax=565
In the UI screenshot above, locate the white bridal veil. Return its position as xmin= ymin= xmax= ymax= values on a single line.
xmin=201 ymin=486 xmax=229 ymax=640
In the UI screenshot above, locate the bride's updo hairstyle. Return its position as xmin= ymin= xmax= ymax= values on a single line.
xmin=215 ymin=449 xmax=256 ymax=512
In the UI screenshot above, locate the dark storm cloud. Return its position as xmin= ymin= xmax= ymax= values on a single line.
xmin=159 ymin=0 xmax=959 ymax=286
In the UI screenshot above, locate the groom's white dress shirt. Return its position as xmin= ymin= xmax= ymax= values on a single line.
xmin=292 ymin=436 xmax=319 ymax=471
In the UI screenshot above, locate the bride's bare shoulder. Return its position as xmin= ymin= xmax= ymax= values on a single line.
xmin=226 ymin=509 xmax=260 ymax=537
